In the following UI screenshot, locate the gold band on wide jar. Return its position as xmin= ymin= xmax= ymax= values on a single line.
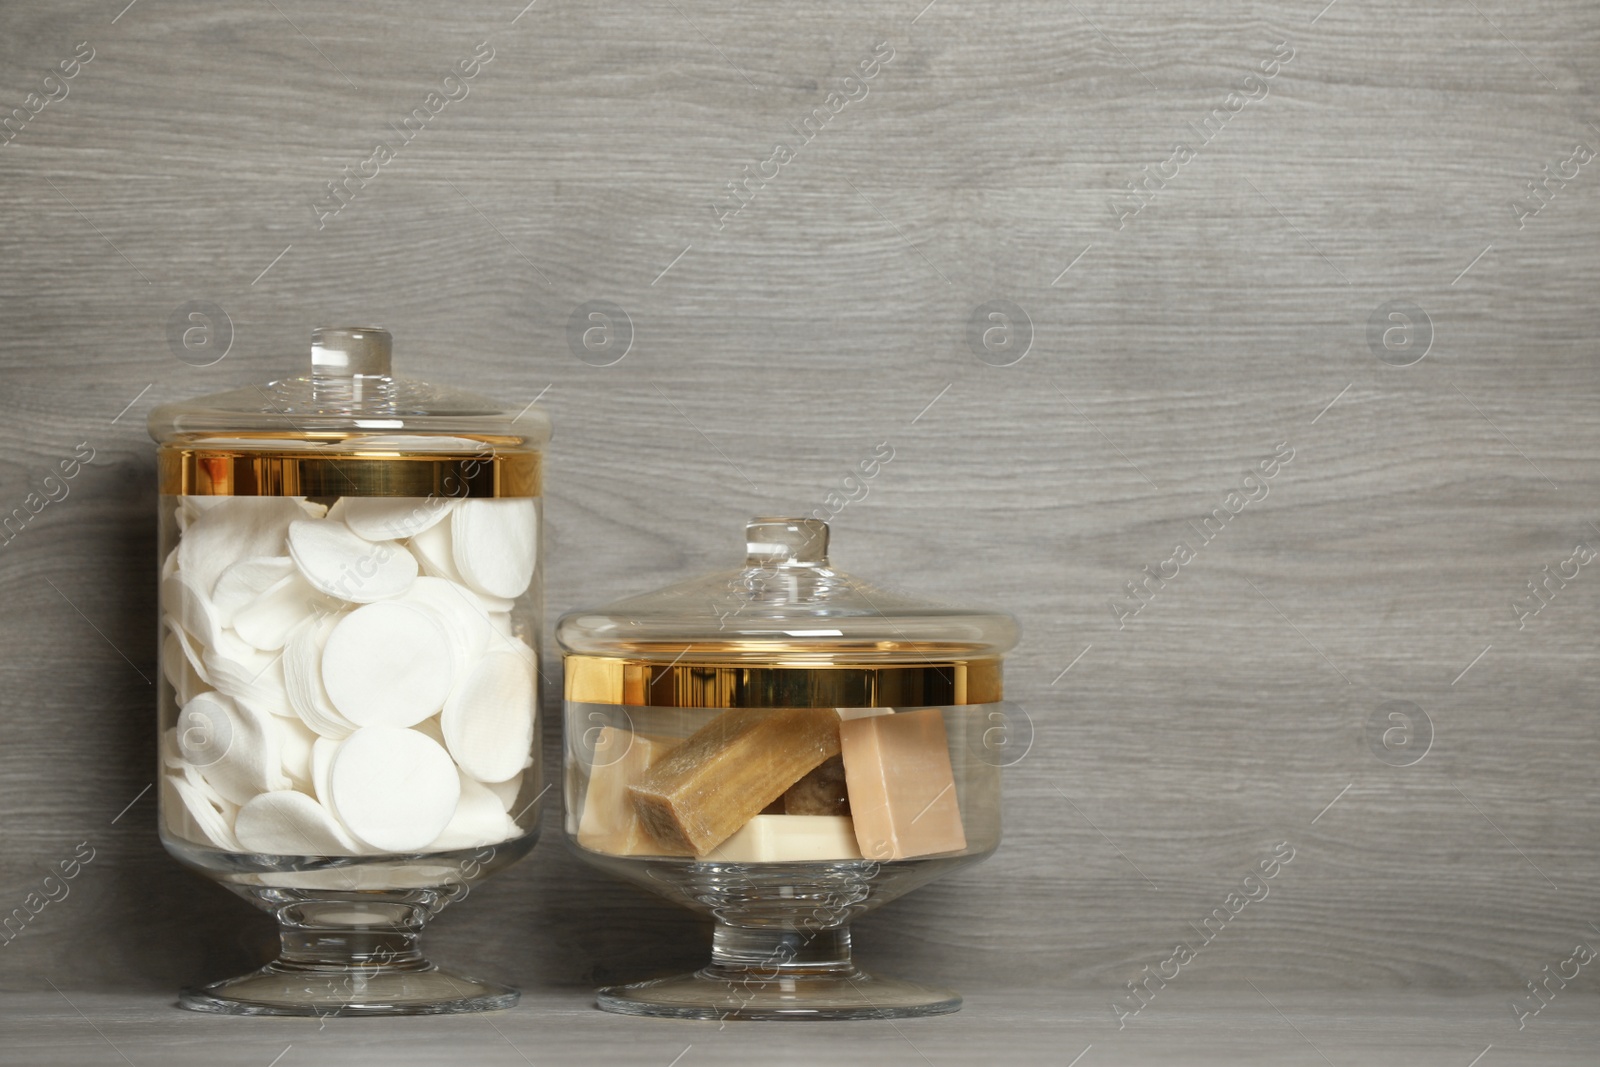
xmin=564 ymin=655 xmax=1002 ymax=708
xmin=158 ymin=437 xmax=540 ymax=498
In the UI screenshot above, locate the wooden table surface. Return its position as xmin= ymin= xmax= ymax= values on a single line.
xmin=1 ymin=0 xmax=1597 ymax=1055
xmin=4 ymin=990 xmax=1598 ymax=1067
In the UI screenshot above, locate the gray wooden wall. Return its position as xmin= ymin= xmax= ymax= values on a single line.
xmin=1 ymin=0 xmax=1596 ymax=1007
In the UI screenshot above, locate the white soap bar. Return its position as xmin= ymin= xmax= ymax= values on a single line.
xmin=451 ymin=499 xmax=536 ymax=601
xmin=178 ymin=497 xmax=307 ymax=597
xmin=703 ymin=815 xmax=863 ymax=862
xmin=235 ymin=790 xmax=361 ymax=856
xmin=163 ymin=773 xmax=242 ymax=851
xmin=342 ymin=496 xmax=457 ymax=541
xmin=321 ymin=602 xmax=454 ymax=728
xmin=211 ymin=556 xmax=295 ymax=627
xmin=441 ymin=649 xmax=535 ymax=783
xmin=288 ymin=518 xmax=417 ymax=603
xmin=328 ymin=727 xmax=461 ymax=853
xmin=428 ymin=769 xmax=518 ymax=851
xmin=177 ymin=691 xmax=290 ymax=806
xmin=284 ymin=613 xmax=356 ymax=738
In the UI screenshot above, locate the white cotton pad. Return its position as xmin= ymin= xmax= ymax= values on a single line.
xmin=177 ymin=691 xmax=290 ymax=806
xmin=288 ymin=518 xmax=417 ymax=603
xmin=162 ymin=630 xmax=208 ymax=705
xmin=160 ymin=727 xmax=185 ymax=769
xmin=322 ymin=602 xmax=455 ymax=729
xmin=328 ymin=727 xmax=461 ymax=853
xmin=284 ymin=614 xmax=356 ymax=738
xmin=311 ymin=736 xmax=339 ymax=808
xmin=161 ymin=573 xmax=227 ymax=649
xmin=180 ymin=760 xmax=233 ymax=811
xmin=278 ymin=715 xmax=318 ymax=785
xmin=342 ymin=496 xmax=457 ymax=541
xmin=211 ymin=557 xmax=295 ymax=627
xmin=399 ymin=577 xmax=497 ymax=682
xmin=235 ymin=790 xmax=361 ymax=856
xmin=163 ymin=773 xmax=242 ymax=852
xmin=202 ymin=643 xmax=294 ymax=719
xmin=408 ymin=516 xmax=462 ymax=582
xmin=294 ymin=497 xmax=329 ymax=519
xmin=163 ymin=617 xmax=213 ymax=687
xmin=162 ymin=546 xmax=179 ymax=579
xmin=179 ymin=497 xmax=308 ymax=597
xmin=234 ymin=573 xmax=333 ymax=651
xmin=428 ymin=770 xmax=520 ymax=851
xmin=450 ymin=499 xmax=537 ymax=601
xmin=484 ymin=775 xmax=521 ymax=813
xmin=441 ymin=649 xmax=535 ymax=783
xmin=413 ymin=715 xmax=447 ymax=747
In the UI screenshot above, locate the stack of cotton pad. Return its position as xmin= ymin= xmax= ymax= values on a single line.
xmin=160 ymin=494 xmax=539 ymax=857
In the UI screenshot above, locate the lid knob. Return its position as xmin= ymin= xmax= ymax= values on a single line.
xmin=745 ymin=517 xmax=828 ymax=566
xmin=312 ymin=326 xmax=392 ymax=377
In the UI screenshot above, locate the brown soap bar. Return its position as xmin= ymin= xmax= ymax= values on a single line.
xmin=628 ymin=707 xmax=842 ymax=854
xmin=783 ymin=755 xmax=850 ymax=816
xmin=576 ymin=728 xmax=690 ymax=856
xmin=839 ymin=707 xmax=966 ymax=860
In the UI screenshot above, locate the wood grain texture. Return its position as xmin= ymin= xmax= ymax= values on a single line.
xmin=2 ymin=990 xmax=1598 ymax=1066
xmin=1 ymin=0 xmax=1598 ymax=1011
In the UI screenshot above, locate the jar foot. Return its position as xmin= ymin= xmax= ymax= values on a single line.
xmin=177 ymin=894 xmax=517 ymax=1017
xmin=596 ymin=923 xmax=960 ymax=1021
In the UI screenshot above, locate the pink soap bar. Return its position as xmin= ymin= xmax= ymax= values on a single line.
xmin=838 ymin=707 xmax=966 ymax=860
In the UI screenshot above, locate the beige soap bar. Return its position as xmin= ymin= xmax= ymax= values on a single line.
xmin=576 ymin=728 xmax=688 ymax=856
xmin=629 ymin=707 xmax=842 ymax=854
xmin=839 ymin=707 xmax=966 ymax=860
xmin=704 ymin=814 xmax=862 ymax=862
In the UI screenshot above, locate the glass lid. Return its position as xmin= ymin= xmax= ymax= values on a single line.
xmin=557 ymin=517 xmax=1019 ymax=666
xmin=148 ymin=326 xmax=550 ymax=450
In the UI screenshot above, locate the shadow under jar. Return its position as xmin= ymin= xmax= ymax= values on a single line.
xmin=558 ymin=518 xmax=1018 ymax=1020
xmin=149 ymin=327 xmax=549 ymax=1016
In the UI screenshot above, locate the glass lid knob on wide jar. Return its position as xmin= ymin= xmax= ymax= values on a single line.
xmin=558 ymin=517 xmax=1019 ymax=1020
xmin=149 ymin=326 xmax=548 ymax=1017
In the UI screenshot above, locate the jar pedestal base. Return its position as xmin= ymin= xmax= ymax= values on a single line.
xmin=177 ymin=899 xmax=517 ymax=1017
xmin=596 ymin=923 xmax=960 ymax=1021
xmin=179 ymin=962 xmax=517 ymax=1017
xmin=596 ymin=968 xmax=959 ymax=1021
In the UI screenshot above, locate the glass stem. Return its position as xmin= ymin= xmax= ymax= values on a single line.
xmin=272 ymin=897 xmax=434 ymax=975
xmin=706 ymin=922 xmax=858 ymax=980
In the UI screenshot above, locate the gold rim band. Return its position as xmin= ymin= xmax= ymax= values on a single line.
xmin=564 ymin=655 xmax=1002 ymax=708
xmin=159 ymin=447 xmax=540 ymax=498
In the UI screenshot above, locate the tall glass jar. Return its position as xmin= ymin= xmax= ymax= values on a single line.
xmin=558 ymin=518 xmax=1019 ymax=1020
xmin=149 ymin=326 xmax=548 ymax=1016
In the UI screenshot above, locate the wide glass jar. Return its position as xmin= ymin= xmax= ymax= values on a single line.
xmin=558 ymin=517 xmax=1018 ymax=1020
xmin=149 ymin=326 xmax=548 ymax=1016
